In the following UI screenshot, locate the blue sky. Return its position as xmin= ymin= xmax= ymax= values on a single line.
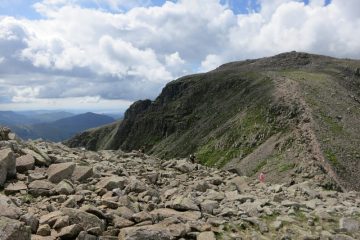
xmin=0 ymin=0 xmax=332 ymax=19
xmin=0 ymin=0 xmax=359 ymax=112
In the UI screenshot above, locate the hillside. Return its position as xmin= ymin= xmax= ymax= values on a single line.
xmin=16 ymin=112 xmax=115 ymax=142
xmin=66 ymin=52 xmax=360 ymax=191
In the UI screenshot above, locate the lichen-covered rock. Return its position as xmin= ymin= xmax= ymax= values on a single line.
xmin=0 ymin=216 xmax=31 ymax=240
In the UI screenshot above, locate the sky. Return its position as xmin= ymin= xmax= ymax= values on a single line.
xmin=0 ymin=0 xmax=359 ymax=112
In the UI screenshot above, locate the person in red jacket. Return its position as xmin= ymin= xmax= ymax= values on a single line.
xmin=259 ymin=172 xmax=265 ymax=183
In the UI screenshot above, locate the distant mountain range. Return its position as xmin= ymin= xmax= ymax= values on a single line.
xmin=0 ymin=111 xmax=116 ymax=142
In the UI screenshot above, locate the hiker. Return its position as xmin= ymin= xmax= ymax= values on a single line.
xmin=259 ymin=172 xmax=265 ymax=183
xmin=189 ymin=154 xmax=196 ymax=164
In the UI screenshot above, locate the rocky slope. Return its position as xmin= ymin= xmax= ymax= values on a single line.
xmin=66 ymin=52 xmax=360 ymax=192
xmin=1 ymin=128 xmax=360 ymax=240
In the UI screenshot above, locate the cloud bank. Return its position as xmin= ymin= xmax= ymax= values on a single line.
xmin=0 ymin=0 xmax=360 ymax=111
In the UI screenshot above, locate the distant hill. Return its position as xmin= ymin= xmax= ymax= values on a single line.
xmin=0 ymin=111 xmax=39 ymax=126
xmin=66 ymin=52 xmax=360 ymax=191
xmin=12 ymin=112 xmax=115 ymax=142
xmin=20 ymin=111 xmax=75 ymax=122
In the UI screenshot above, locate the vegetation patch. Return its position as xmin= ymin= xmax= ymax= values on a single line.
xmin=278 ymin=162 xmax=296 ymax=172
xmin=324 ymin=149 xmax=339 ymax=166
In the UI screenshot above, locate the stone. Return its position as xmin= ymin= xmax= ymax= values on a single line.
xmin=60 ymin=208 xmax=105 ymax=233
xmin=54 ymin=180 xmax=75 ymax=195
xmin=0 ymin=148 xmax=16 ymax=187
xmin=39 ymin=211 xmax=64 ymax=227
xmin=197 ymin=231 xmax=216 ymax=240
xmin=47 ymin=162 xmax=75 ymax=183
xmin=53 ymin=215 xmax=70 ymax=229
xmin=339 ymin=217 xmax=359 ymax=233
xmin=22 ymin=148 xmax=51 ymax=167
xmin=124 ymin=179 xmax=148 ymax=194
xmin=0 ymin=195 xmax=22 ymax=219
xmin=0 ymin=216 xmax=31 ymax=240
xmin=174 ymin=159 xmax=194 ymax=173
xmin=57 ymin=224 xmax=83 ymax=239
xmin=28 ymin=180 xmax=55 ymax=197
xmin=171 ymin=196 xmax=200 ymax=211
xmin=228 ymin=176 xmax=250 ymax=192
xmin=80 ymin=205 xmax=107 ymax=219
xmin=71 ymin=165 xmax=93 ymax=183
xmin=150 ymin=208 xmax=201 ymax=222
xmin=36 ymin=224 xmax=51 ymax=236
xmin=4 ymin=181 xmax=27 ymax=195
xmin=132 ymin=211 xmax=152 ymax=223
xmin=77 ymin=231 xmax=97 ymax=240
xmin=112 ymin=216 xmax=135 ymax=228
xmin=20 ymin=213 xmax=39 ymax=234
xmin=96 ymin=176 xmax=128 ymax=191
xmin=16 ymin=154 xmax=35 ymax=173
xmin=200 ymin=200 xmax=219 ymax=214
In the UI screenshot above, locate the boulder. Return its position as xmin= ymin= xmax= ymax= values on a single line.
xmin=57 ymin=224 xmax=83 ymax=239
xmin=96 ymin=176 xmax=128 ymax=191
xmin=36 ymin=224 xmax=51 ymax=236
xmin=0 ymin=195 xmax=22 ymax=219
xmin=47 ymin=162 xmax=75 ymax=183
xmin=20 ymin=213 xmax=39 ymax=234
xmin=0 ymin=148 xmax=16 ymax=187
xmin=4 ymin=181 xmax=27 ymax=195
xmin=339 ymin=217 xmax=359 ymax=233
xmin=171 ymin=196 xmax=200 ymax=211
xmin=0 ymin=216 xmax=31 ymax=240
xmin=16 ymin=154 xmax=35 ymax=173
xmin=71 ymin=165 xmax=93 ymax=182
xmin=22 ymin=148 xmax=51 ymax=167
xmin=0 ymin=127 xmax=11 ymax=140
xmin=197 ymin=231 xmax=216 ymax=240
xmin=60 ymin=208 xmax=105 ymax=233
xmin=174 ymin=159 xmax=194 ymax=173
xmin=28 ymin=180 xmax=55 ymax=197
xmin=150 ymin=208 xmax=201 ymax=222
xmin=54 ymin=180 xmax=75 ymax=195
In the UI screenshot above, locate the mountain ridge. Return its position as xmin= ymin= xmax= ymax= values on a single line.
xmin=66 ymin=52 xmax=360 ymax=191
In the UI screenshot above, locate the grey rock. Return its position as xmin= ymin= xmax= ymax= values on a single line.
xmin=16 ymin=154 xmax=35 ymax=173
xmin=0 ymin=216 xmax=31 ymax=240
xmin=0 ymin=148 xmax=16 ymax=187
xmin=20 ymin=213 xmax=39 ymax=234
xmin=47 ymin=162 xmax=75 ymax=183
xmin=339 ymin=217 xmax=359 ymax=233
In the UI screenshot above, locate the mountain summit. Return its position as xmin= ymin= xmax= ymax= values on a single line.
xmin=66 ymin=52 xmax=360 ymax=191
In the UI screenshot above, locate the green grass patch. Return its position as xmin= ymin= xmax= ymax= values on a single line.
xmin=324 ymin=149 xmax=339 ymax=166
xmin=278 ymin=162 xmax=296 ymax=172
xmin=252 ymin=160 xmax=267 ymax=175
xmin=320 ymin=112 xmax=343 ymax=134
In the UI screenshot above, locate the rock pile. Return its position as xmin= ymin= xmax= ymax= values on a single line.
xmin=0 ymin=128 xmax=359 ymax=240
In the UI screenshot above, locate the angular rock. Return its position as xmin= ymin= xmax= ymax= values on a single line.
xmin=150 ymin=208 xmax=201 ymax=222
xmin=20 ymin=213 xmax=39 ymax=234
xmin=0 ymin=195 xmax=22 ymax=219
xmin=47 ymin=162 xmax=75 ymax=183
xmin=22 ymin=148 xmax=51 ymax=167
xmin=36 ymin=224 xmax=51 ymax=236
xmin=60 ymin=208 xmax=105 ymax=233
xmin=339 ymin=217 xmax=359 ymax=233
xmin=96 ymin=176 xmax=128 ymax=191
xmin=174 ymin=159 xmax=194 ymax=173
xmin=0 ymin=148 xmax=16 ymax=187
xmin=0 ymin=216 xmax=31 ymax=240
xmin=57 ymin=224 xmax=83 ymax=239
xmin=71 ymin=165 xmax=93 ymax=182
xmin=16 ymin=154 xmax=35 ymax=173
xmin=54 ymin=180 xmax=75 ymax=195
xmin=197 ymin=231 xmax=216 ymax=240
xmin=4 ymin=181 xmax=27 ymax=195
xmin=171 ymin=196 xmax=200 ymax=211
xmin=28 ymin=180 xmax=55 ymax=197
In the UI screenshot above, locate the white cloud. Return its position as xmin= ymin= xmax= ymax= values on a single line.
xmin=0 ymin=0 xmax=360 ymax=111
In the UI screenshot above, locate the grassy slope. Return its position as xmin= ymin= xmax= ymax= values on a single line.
xmin=66 ymin=52 xmax=360 ymax=190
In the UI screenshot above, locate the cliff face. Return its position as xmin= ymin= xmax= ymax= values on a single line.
xmin=66 ymin=52 xmax=360 ymax=191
